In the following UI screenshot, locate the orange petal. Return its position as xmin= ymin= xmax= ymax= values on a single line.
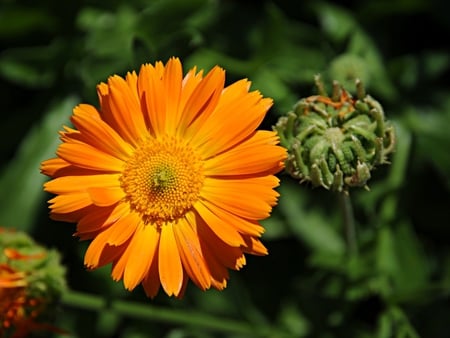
xmin=200 ymin=176 xmax=279 ymax=220
xmin=163 ymin=57 xmax=183 ymax=133
xmin=138 ymin=63 xmax=167 ymax=137
xmin=188 ymin=80 xmax=272 ymax=157
xmin=194 ymin=201 xmax=245 ymax=247
xmin=48 ymin=193 xmax=92 ymax=214
xmin=207 ymin=94 xmax=273 ymax=156
xmin=99 ymin=244 xmax=126 ymax=268
xmin=203 ymin=130 xmax=286 ymax=175
xmin=76 ymin=203 xmax=129 ymax=235
xmin=97 ymin=82 xmax=117 ymax=131
xmin=3 ymin=248 xmax=45 ymax=261
xmin=84 ymin=229 xmax=111 ymax=268
xmin=178 ymin=66 xmax=203 ymax=123
xmin=199 ymin=199 xmax=265 ymax=237
xmin=104 ymin=211 xmax=140 ymax=246
xmin=88 ymin=187 xmax=125 ymax=206
xmin=181 ymin=66 xmax=225 ymax=136
xmin=173 ymin=217 xmax=211 ymax=290
xmin=142 ymin=248 xmax=161 ymax=298
xmin=176 ymin=271 xmax=189 ymax=299
xmin=107 ymin=74 xmax=148 ymax=145
xmin=57 ymin=142 xmax=125 ymax=172
xmin=242 ymin=236 xmax=268 ymax=256
xmin=111 ymin=239 xmax=133 ymax=281
xmin=41 ymin=158 xmax=101 ymax=178
xmin=123 ymin=223 xmax=160 ymax=291
xmin=41 ymin=158 xmax=70 ymax=177
xmin=49 ymin=204 xmax=96 ymax=224
xmin=44 ymin=174 xmax=121 ymax=194
xmin=71 ymin=104 xmax=134 ymax=160
xmin=158 ymin=224 xmax=183 ymax=296
xmin=195 ymin=211 xmax=245 ymax=271
xmin=210 ymin=277 xmax=228 ymax=291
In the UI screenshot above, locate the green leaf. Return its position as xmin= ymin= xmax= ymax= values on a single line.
xmin=0 ymin=57 xmax=54 ymax=87
xmin=0 ymin=96 xmax=77 ymax=230
xmin=376 ymin=226 xmax=400 ymax=276
xmin=406 ymin=103 xmax=450 ymax=190
xmin=392 ymin=222 xmax=431 ymax=300
xmin=0 ymin=7 xmax=55 ymax=38
xmin=348 ymin=31 xmax=397 ymax=101
xmin=377 ymin=310 xmax=393 ymax=338
xmin=0 ymin=41 xmax=62 ymax=87
xmin=314 ymin=2 xmax=357 ymax=43
xmin=376 ymin=221 xmax=431 ymax=302
xmin=277 ymin=182 xmax=345 ymax=255
xmin=260 ymin=211 xmax=290 ymax=240
xmin=77 ymin=6 xmax=137 ymax=60
xmin=277 ymin=302 xmax=310 ymax=337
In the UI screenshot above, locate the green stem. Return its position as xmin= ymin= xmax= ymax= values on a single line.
xmin=339 ymin=192 xmax=358 ymax=255
xmin=61 ymin=290 xmax=280 ymax=337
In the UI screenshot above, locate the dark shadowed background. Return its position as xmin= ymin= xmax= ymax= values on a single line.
xmin=1 ymin=0 xmax=449 ymax=337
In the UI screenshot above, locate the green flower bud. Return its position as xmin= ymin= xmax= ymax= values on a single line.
xmin=274 ymin=76 xmax=395 ymax=192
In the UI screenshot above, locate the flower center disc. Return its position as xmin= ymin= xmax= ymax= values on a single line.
xmin=120 ymin=136 xmax=204 ymax=226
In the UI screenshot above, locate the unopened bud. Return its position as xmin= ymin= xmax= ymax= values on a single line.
xmin=274 ymin=76 xmax=395 ymax=192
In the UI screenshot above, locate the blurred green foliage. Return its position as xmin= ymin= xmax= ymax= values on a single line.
xmin=1 ymin=0 xmax=449 ymax=337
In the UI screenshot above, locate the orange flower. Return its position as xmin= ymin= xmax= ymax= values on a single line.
xmin=0 ymin=251 xmax=66 ymax=337
xmin=41 ymin=57 xmax=286 ymax=298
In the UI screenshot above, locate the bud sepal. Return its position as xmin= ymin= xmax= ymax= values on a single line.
xmin=274 ymin=76 xmax=395 ymax=192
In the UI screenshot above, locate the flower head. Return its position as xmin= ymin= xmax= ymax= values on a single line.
xmin=274 ymin=76 xmax=395 ymax=192
xmin=41 ymin=57 xmax=286 ymax=298
xmin=0 ymin=227 xmax=66 ymax=337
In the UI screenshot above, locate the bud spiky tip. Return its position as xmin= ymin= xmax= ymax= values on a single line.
xmin=274 ymin=76 xmax=395 ymax=192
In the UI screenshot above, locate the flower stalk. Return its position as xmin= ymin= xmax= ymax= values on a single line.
xmin=61 ymin=289 xmax=282 ymax=337
xmin=338 ymin=192 xmax=358 ymax=255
